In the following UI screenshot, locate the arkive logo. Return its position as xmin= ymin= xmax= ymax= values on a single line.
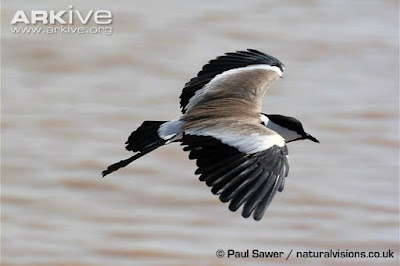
xmin=11 ymin=5 xmax=112 ymax=25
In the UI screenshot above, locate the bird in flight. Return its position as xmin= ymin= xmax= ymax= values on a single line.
xmin=102 ymin=49 xmax=319 ymax=220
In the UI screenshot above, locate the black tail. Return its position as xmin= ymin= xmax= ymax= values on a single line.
xmin=102 ymin=120 xmax=168 ymax=177
xmin=125 ymin=121 xmax=167 ymax=152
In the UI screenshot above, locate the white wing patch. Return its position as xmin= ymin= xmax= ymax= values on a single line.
xmin=185 ymin=127 xmax=285 ymax=154
xmin=184 ymin=64 xmax=282 ymax=112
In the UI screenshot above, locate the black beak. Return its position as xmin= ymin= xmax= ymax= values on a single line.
xmin=304 ymin=133 xmax=319 ymax=143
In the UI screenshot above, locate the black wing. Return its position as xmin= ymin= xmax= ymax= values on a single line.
xmin=181 ymin=134 xmax=289 ymax=220
xmin=179 ymin=49 xmax=284 ymax=113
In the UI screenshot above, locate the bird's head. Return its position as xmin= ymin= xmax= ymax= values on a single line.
xmin=261 ymin=114 xmax=319 ymax=143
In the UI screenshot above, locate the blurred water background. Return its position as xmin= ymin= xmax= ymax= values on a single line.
xmin=1 ymin=0 xmax=399 ymax=265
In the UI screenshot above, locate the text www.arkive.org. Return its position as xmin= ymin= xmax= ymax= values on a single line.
xmin=10 ymin=25 xmax=113 ymax=35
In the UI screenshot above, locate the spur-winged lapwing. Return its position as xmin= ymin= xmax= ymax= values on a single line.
xmin=102 ymin=49 xmax=319 ymax=220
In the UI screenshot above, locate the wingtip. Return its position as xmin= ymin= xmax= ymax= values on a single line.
xmin=253 ymin=215 xmax=263 ymax=221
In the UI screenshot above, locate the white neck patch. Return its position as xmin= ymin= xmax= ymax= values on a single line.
xmin=260 ymin=114 xmax=302 ymax=142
